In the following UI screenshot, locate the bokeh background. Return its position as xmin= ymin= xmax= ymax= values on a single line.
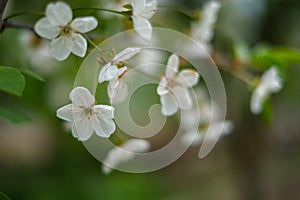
xmin=0 ymin=0 xmax=300 ymax=199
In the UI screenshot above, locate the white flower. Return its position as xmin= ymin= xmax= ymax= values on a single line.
xmin=131 ymin=0 xmax=157 ymax=40
xmin=250 ymin=66 xmax=283 ymax=114
xmin=191 ymin=1 xmax=221 ymax=55
xmin=34 ymin=1 xmax=98 ymax=61
xmin=157 ymin=54 xmax=199 ymax=116
xmin=180 ymin=90 xmax=233 ymax=146
xmin=102 ymin=139 xmax=150 ymax=174
xmin=98 ymin=47 xmax=141 ymax=103
xmin=56 ymin=87 xmax=116 ymax=141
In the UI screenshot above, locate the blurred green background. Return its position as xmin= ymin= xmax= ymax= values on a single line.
xmin=0 ymin=0 xmax=300 ymax=199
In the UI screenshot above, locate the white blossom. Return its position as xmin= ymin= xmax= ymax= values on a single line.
xmin=191 ymin=1 xmax=221 ymax=55
xmin=180 ymin=90 xmax=233 ymax=146
xmin=131 ymin=0 xmax=157 ymax=40
xmin=157 ymin=54 xmax=199 ymax=116
xmin=34 ymin=1 xmax=98 ymax=61
xmin=250 ymin=66 xmax=283 ymax=114
xmin=98 ymin=47 xmax=141 ymax=103
xmin=102 ymin=139 xmax=150 ymax=174
xmin=56 ymin=87 xmax=116 ymax=141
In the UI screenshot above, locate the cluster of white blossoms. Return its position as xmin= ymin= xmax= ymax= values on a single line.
xmin=191 ymin=0 xmax=222 ymax=55
xmin=33 ymin=1 xmax=157 ymax=61
xmin=250 ymin=66 xmax=283 ymax=115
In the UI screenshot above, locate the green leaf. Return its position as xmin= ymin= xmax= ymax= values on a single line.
xmin=123 ymin=4 xmax=132 ymax=10
xmin=19 ymin=68 xmax=45 ymax=82
xmin=0 ymin=107 xmax=30 ymax=124
xmin=0 ymin=66 xmax=25 ymax=96
xmin=252 ymin=45 xmax=300 ymax=69
xmin=0 ymin=192 xmax=10 ymax=200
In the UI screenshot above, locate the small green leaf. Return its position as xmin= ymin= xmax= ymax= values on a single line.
xmin=0 ymin=66 xmax=25 ymax=96
xmin=19 ymin=69 xmax=45 ymax=82
xmin=0 ymin=107 xmax=30 ymax=124
xmin=123 ymin=4 xmax=132 ymax=10
xmin=0 ymin=192 xmax=10 ymax=200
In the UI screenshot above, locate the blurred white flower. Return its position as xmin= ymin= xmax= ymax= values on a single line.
xmin=157 ymin=54 xmax=199 ymax=116
xmin=102 ymin=139 xmax=150 ymax=174
xmin=19 ymin=31 xmax=57 ymax=74
xmin=250 ymin=66 xmax=283 ymax=114
xmin=56 ymin=87 xmax=116 ymax=141
xmin=131 ymin=0 xmax=157 ymax=40
xmin=180 ymin=89 xmax=233 ymax=146
xmin=191 ymin=1 xmax=221 ymax=55
xmin=98 ymin=47 xmax=141 ymax=103
xmin=34 ymin=1 xmax=98 ymax=61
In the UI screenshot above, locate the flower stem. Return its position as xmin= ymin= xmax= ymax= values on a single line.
xmin=0 ymin=20 xmax=34 ymax=33
xmin=4 ymin=12 xmax=44 ymax=20
xmin=83 ymin=34 xmax=103 ymax=54
xmin=73 ymin=7 xmax=126 ymax=16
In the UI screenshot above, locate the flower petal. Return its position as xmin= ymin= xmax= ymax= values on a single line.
xmin=111 ymin=80 xmax=128 ymax=104
xmin=73 ymin=116 xmax=94 ymax=141
xmin=70 ymin=87 xmax=95 ymax=107
xmin=98 ymin=64 xmax=119 ymax=83
xmin=131 ymin=16 xmax=152 ymax=40
xmin=166 ymin=54 xmax=179 ymax=78
xmin=34 ymin=18 xmax=60 ymax=39
xmin=94 ymin=105 xmax=115 ymax=119
xmin=141 ymin=0 xmax=157 ymax=19
xmin=172 ymin=86 xmax=193 ymax=110
xmin=71 ymin=33 xmax=87 ymax=58
xmin=250 ymin=87 xmax=266 ymax=115
xmin=49 ymin=36 xmax=72 ymax=61
xmin=56 ymin=104 xmax=74 ymax=121
xmin=160 ymin=93 xmax=178 ymax=116
xmin=157 ymin=77 xmax=169 ymax=96
xmin=177 ymin=69 xmax=199 ymax=87
xmin=46 ymin=1 xmax=73 ymax=26
xmin=71 ymin=17 xmax=98 ymax=33
xmin=113 ymin=48 xmax=141 ymax=63
xmin=91 ymin=117 xmax=116 ymax=138
xmin=132 ymin=0 xmax=146 ymax=16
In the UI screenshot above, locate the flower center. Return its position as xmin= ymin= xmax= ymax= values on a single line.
xmin=84 ymin=107 xmax=94 ymax=119
xmin=167 ymin=77 xmax=180 ymax=88
xmin=61 ymin=25 xmax=72 ymax=36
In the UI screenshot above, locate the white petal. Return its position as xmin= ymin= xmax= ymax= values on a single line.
xmin=49 ymin=36 xmax=72 ymax=61
xmin=172 ymin=86 xmax=193 ymax=110
xmin=71 ymin=17 xmax=98 ymax=33
xmin=91 ymin=117 xmax=116 ymax=138
xmin=73 ymin=116 xmax=94 ymax=141
xmin=132 ymin=16 xmax=152 ymax=40
xmin=46 ymin=2 xmax=73 ymax=26
xmin=181 ymin=131 xmax=203 ymax=146
xmin=177 ymin=69 xmax=199 ymax=87
xmin=56 ymin=104 xmax=74 ymax=122
xmin=157 ymin=77 xmax=169 ymax=96
xmin=166 ymin=54 xmax=179 ymax=78
xmin=122 ymin=139 xmax=150 ymax=152
xmin=113 ymin=47 xmax=141 ymax=63
xmin=160 ymin=93 xmax=178 ymax=116
xmin=94 ymin=105 xmax=115 ymax=119
xmin=108 ymin=78 xmax=119 ymax=100
xmin=132 ymin=0 xmax=146 ymax=16
xmin=98 ymin=64 xmax=119 ymax=83
xmin=71 ymin=33 xmax=87 ymax=58
xmin=34 ymin=18 xmax=60 ymax=39
xmin=261 ymin=67 xmax=283 ymax=92
xmin=117 ymin=67 xmax=128 ymax=76
xmin=71 ymin=123 xmax=79 ymax=139
xmin=250 ymin=87 xmax=266 ymax=115
xmin=70 ymin=87 xmax=95 ymax=107
xmin=140 ymin=0 xmax=157 ymax=19
xmin=111 ymin=80 xmax=128 ymax=104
